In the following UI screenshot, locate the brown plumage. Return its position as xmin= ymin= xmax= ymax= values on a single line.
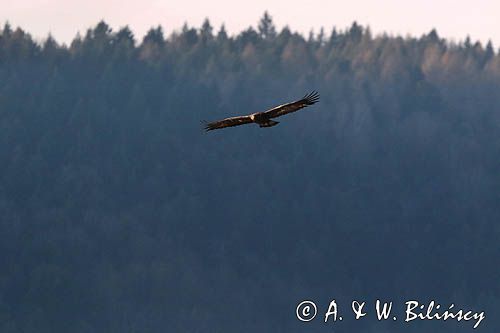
xmin=203 ymin=91 xmax=320 ymax=131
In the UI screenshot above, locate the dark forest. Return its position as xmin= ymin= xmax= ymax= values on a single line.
xmin=1 ymin=13 xmax=499 ymax=332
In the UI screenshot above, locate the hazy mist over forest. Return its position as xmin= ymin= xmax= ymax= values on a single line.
xmin=1 ymin=13 xmax=499 ymax=332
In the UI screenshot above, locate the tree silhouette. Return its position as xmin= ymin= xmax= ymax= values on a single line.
xmin=258 ymin=11 xmax=277 ymax=40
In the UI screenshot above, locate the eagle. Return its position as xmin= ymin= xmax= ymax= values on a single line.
xmin=204 ymin=91 xmax=320 ymax=131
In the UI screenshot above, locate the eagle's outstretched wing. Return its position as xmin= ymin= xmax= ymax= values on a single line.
xmin=203 ymin=115 xmax=253 ymax=131
xmin=263 ymin=91 xmax=320 ymax=119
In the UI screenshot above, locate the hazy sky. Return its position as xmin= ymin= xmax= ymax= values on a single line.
xmin=1 ymin=0 xmax=499 ymax=46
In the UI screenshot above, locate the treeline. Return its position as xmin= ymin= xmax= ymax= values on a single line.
xmin=0 ymin=13 xmax=499 ymax=332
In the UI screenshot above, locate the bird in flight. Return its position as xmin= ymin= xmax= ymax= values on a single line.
xmin=203 ymin=91 xmax=320 ymax=131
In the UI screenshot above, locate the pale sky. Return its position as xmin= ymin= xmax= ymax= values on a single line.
xmin=1 ymin=0 xmax=499 ymax=47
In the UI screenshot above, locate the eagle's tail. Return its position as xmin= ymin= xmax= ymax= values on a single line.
xmin=259 ymin=120 xmax=279 ymax=128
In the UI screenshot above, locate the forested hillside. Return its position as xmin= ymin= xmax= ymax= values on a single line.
xmin=1 ymin=14 xmax=499 ymax=332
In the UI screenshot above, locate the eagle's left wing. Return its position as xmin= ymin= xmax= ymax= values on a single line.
xmin=263 ymin=91 xmax=320 ymax=119
xmin=203 ymin=115 xmax=253 ymax=131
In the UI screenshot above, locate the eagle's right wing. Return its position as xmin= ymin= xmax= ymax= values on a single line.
xmin=263 ymin=91 xmax=320 ymax=119
xmin=203 ymin=115 xmax=253 ymax=131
